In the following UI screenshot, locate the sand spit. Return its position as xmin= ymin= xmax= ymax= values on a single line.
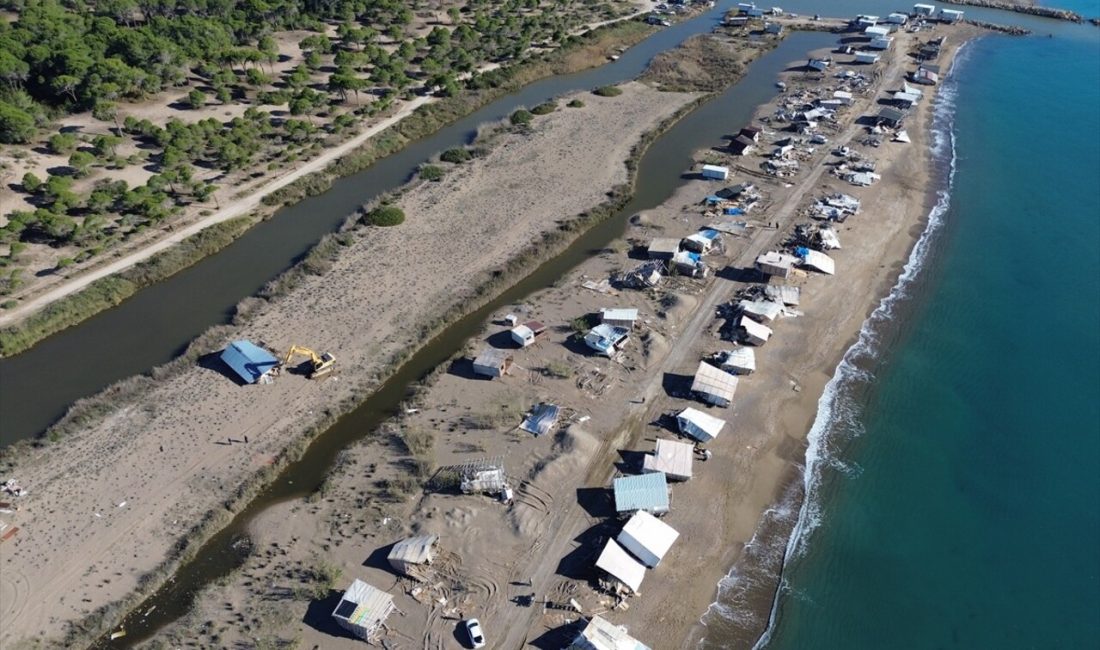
xmin=138 ymin=22 xmax=982 ymax=650
xmin=0 ymin=82 xmax=696 ymax=647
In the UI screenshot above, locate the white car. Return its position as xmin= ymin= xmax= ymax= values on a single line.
xmin=465 ymin=618 xmax=486 ymax=649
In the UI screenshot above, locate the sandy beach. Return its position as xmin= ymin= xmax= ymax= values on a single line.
xmin=132 ymin=20 xmax=983 ymax=650
xmin=0 ymin=81 xmax=697 ymax=647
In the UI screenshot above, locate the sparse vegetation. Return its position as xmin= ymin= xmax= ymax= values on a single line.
xmin=364 ymin=205 xmax=405 ymax=227
xmin=593 ymin=84 xmax=624 ymax=97
xmin=510 ymin=108 xmax=534 ymax=126
xmin=543 ymin=359 xmax=574 ymax=378
xmin=567 ymin=98 xmax=585 ymax=108
xmin=419 ymin=164 xmax=445 ymax=181
xmin=531 ymin=101 xmax=557 ymax=115
xmin=440 ymin=147 xmax=473 ymax=164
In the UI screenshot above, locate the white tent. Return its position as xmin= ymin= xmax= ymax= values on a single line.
xmin=719 ymin=347 xmax=756 ymax=375
xmin=676 ymin=407 xmax=727 ymax=442
xmin=739 ymin=315 xmax=774 ymax=346
xmin=690 ymin=362 xmax=739 ymax=407
xmin=332 ymin=579 xmax=396 ymax=641
xmin=642 ymin=438 xmax=694 ymax=481
xmin=595 ymin=539 xmax=647 ymax=593
xmin=800 ymin=249 xmax=836 ymax=275
xmin=617 ymin=511 xmax=680 ymax=568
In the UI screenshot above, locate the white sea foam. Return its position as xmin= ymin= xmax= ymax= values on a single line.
xmin=697 ymin=41 xmax=975 ymax=648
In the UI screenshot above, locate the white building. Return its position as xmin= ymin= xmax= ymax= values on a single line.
xmin=617 ymin=510 xmax=680 ymax=568
xmin=855 ymin=51 xmax=881 ymax=64
xmin=676 ymin=407 xmax=727 ymax=442
xmin=387 ymin=535 xmax=438 ymax=580
xmin=595 ymin=539 xmax=647 ymax=593
xmin=600 ymin=308 xmax=640 ymax=330
xmin=690 ymin=361 xmax=739 ymax=408
xmin=701 ymin=164 xmax=730 ymax=180
xmin=643 ymin=438 xmax=695 ymax=481
xmin=332 ymin=579 xmax=396 ymax=642
xmin=569 ymin=616 xmax=652 ymax=650
xmin=472 ymin=347 xmax=513 ymax=378
xmin=739 ymin=315 xmax=774 ymax=346
xmin=913 ymin=3 xmax=937 ymax=17
xmin=869 ymin=36 xmax=894 ymax=50
xmin=719 ymin=347 xmax=757 ymax=375
xmin=939 ymin=8 xmax=964 ymax=22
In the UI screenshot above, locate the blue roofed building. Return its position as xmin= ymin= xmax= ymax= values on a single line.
xmin=220 ymin=340 xmax=279 ymax=384
xmin=613 ymin=472 xmax=670 ymax=516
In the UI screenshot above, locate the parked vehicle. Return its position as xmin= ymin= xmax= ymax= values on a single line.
xmin=465 ymin=618 xmax=486 ymax=649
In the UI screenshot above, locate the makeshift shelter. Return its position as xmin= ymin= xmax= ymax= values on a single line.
xmin=796 ymin=248 xmax=836 ymax=275
xmin=510 ymin=320 xmax=546 ymax=348
xmin=913 ymin=3 xmax=936 ymax=16
xmin=613 ymin=472 xmax=670 ymax=516
xmin=676 ymin=406 xmax=727 ymax=443
xmin=671 ymin=250 xmax=707 ymax=278
xmin=833 ymin=90 xmax=854 ymax=105
xmin=647 ymin=238 xmax=681 ymax=260
xmin=764 ymin=284 xmax=801 ymax=306
xmin=886 ymin=12 xmax=908 ymax=24
xmin=938 ymin=8 xmax=963 ymax=22
xmin=755 ymin=251 xmax=799 ymax=278
xmin=877 ymin=107 xmax=905 ymax=128
xmin=807 ymin=58 xmax=829 ymax=72
xmin=584 ymin=324 xmax=630 ymax=357
xmin=719 ymin=347 xmax=757 ymax=375
xmin=332 ymin=579 xmax=396 ymax=642
xmin=730 ymin=134 xmax=756 ymax=155
xmin=600 ymin=308 xmax=640 ymax=330
xmin=864 ymin=25 xmax=890 ymax=37
xmin=519 ymin=403 xmax=560 ymax=436
xmin=682 ymin=229 xmax=721 ymax=254
xmin=739 ymin=126 xmax=762 ymax=142
xmin=387 ymin=535 xmax=438 ymax=580
xmin=690 ymin=361 xmax=738 ymax=408
xmin=739 ymin=315 xmax=774 ymax=346
xmin=642 ymin=438 xmax=694 ymax=481
xmin=701 ymin=164 xmax=730 ymax=181
xmin=622 ymin=261 xmax=664 ymax=288
xmin=472 ymin=347 xmax=513 ymax=378
xmin=764 ymin=21 xmax=782 ymax=34
xmin=618 ymin=511 xmax=680 ymax=568
xmin=913 ymin=68 xmax=939 ymax=85
xmin=854 ymin=51 xmax=881 ymax=64
xmin=739 ymin=299 xmax=783 ymax=323
xmin=869 ymin=36 xmax=893 ymax=50
xmin=595 ymin=539 xmax=647 ymax=594
xmin=220 ymin=340 xmax=279 ymax=384
xmin=569 ymin=616 xmax=652 ymax=650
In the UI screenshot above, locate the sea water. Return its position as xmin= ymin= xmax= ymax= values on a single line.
xmin=699 ymin=16 xmax=1100 ymax=650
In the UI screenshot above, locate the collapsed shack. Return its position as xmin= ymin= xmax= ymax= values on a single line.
xmin=431 ymin=457 xmax=510 ymax=499
xmin=584 ymin=324 xmax=631 ymax=358
xmin=755 ymin=251 xmax=799 ymax=279
xmin=387 ymin=534 xmax=438 ymax=581
xmin=519 ymin=402 xmax=561 ymax=436
xmin=332 ymin=579 xmax=396 ymax=642
xmin=795 ymin=247 xmax=836 ymax=275
xmin=619 ymin=261 xmax=665 ymax=289
xmin=764 ymin=284 xmax=801 ymax=306
xmin=790 ymin=223 xmax=842 ymax=251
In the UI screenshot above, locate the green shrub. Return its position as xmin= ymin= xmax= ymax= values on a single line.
xmin=593 ymin=85 xmax=623 ymax=97
xmin=510 ymin=109 xmax=533 ymax=126
xmin=1 ymin=300 xmax=17 ymax=310
xmin=419 ymin=164 xmax=444 ymax=181
xmin=567 ymin=99 xmax=585 ymax=108
xmin=531 ymin=101 xmax=556 ymax=115
xmin=440 ymin=147 xmax=471 ymax=164
xmin=364 ymin=205 xmax=405 ymax=227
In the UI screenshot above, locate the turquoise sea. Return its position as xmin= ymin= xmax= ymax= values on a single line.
xmin=702 ymin=4 xmax=1100 ymax=649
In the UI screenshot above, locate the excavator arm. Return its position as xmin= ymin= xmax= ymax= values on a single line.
xmin=282 ymin=345 xmax=336 ymax=378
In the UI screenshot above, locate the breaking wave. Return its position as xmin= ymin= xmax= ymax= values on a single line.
xmin=697 ymin=41 xmax=974 ymax=648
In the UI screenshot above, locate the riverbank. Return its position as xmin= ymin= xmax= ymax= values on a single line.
xmin=0 ymin=81 xmax=698 ymax=648
xmin=0 ymin=11 xmax=663 ymax=358
xmin=134 ymin=22 xmax=981 ymax=650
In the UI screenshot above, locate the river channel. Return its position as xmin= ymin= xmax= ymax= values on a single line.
xmin=92 ymin=23 xmax=838 ymax=647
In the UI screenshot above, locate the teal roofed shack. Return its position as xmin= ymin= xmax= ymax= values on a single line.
xmin=220 ymin=340 xmax=279 ymax=384
xmin=613 ymin=472 xmax=670 ymax=515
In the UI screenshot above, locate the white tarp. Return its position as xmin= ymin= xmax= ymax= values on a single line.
xmin=740 ymin=315 xmax=774 ymax=345
xmin=676 ymin=406 xmax=727 ymax=442
xmin=764 ymin=284 xmax=801 ymax=306
xmin=595 ymin=539 xmax=647 ymax=593
xmin=719 ymin=347 xmax=756 ymax=375
xmin=617 ymin=511 xmax=680 ymax=568
xmin=800 ymin=250 xmax=836 ymax=275
xmin=818 ymin=228 xmax=842 ymax=250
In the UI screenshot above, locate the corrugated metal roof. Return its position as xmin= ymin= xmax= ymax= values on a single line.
xmin=572 ymin=615 xmax=652 ymax=650
xmin=613 ymin=472 xmax=670 ymax=514
xmin=691 ymin=361 xmax=739 ymax=404
xmin=333 ymin=579 xmax=395 ymax=634
xmin=520 ymin=403 xmax=560 ymax=436
xmin=618 ymin=511 xmax=680 ymax=567
xmin=220 ymin=340 xmax=278 ymax=384
xmin=676 ymin=407 xmax=727 ymax=441
xmin=642 ymin=439 xmax=694 ymax=480
xmin=595 ymin=539 xmax=647 ymax=593
xmin=601 ymin=308 xmax=639 ymax=323
xmin=387 ymin=534 xmax=437 ymax=568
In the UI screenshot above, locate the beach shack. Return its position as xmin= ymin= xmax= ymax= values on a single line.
xmin=807 ymin=58 xmax=829 ymax=72
xmin=519 ymin=402 xmax=560 ymax=436
xmin=913 ymin=3 xmax=936 ymax=17
xmin=585 ymin=324 xmax=631 ymax=357
xmin=764 ymin=284 xmax=801 ymax=306
xmin=595 ymin=539 xmax=647 ymax=594
xmin=676 ymin=406 xmax=727 ymax=442
xmin=938 ymin=8 xmax=963 ymax=22
xmin=509 ymin=320 xmax=546 ymax=348
xmin=854 ymin=51 xmax=881 ymax=64
xmin=647 ymin=237 xmax=681 ymax=260
xmin=220 ymin=340 xmax=280 ymax=384
xmin=386 ymin=534 xmax=438 ymax=580
xmin=755 ymin=251 xmax=799 ymax=278
xmin=854 ymin=14 xmax=878 ymax=28
xmin=886 ymin=12 xmax=908 ymax=24
xmin=643 ymin=439 xmax=695 ymax=481
xmin=739 ymin=298 xmax=784 ymax=323
xmin=864 ymin=25 xmax=890 ymax=38
xmin=691 ymin=361 xmax=739 ymax=408
xmin=739 ymin=126 xmax=762 ymax=142
xmin=739 ymin=315 xmax=774 ymax=346
xmin=893 ymin=90 xmax=921 ymax=108
xmin=332 ymin=579 xmax=396 ymax=642
xmin=796 ymin=248 xmax=836 ymax=275
xmin=730 ymin=134 xmax=756 ymax=156
xmin=568 ymin=616 xmax=652 ymax=650
xmin=613 ymin=472 xmax=671 ymax=516
xmin=600 ymin=308 xmax=640 ymax=330
xmin=701 ymin=164 xmax=730 ymax=181
xmin=833 ymin=90 xmax=854 ymax=106
xmin=719 ymin=347 xmax=757 ymax=375
xmin=472 ymin=347 xmax=513 ymax=378
xmin=913 ymin=66 xmax=940 ymax=85
xmin=764 ymin=21 xmax=783 ymax=35
xmin=869 ymin=35 xmax=893 ymax=50
xmin=618 ymin=511 xmax=680 ymax=568
xmin=877 ymin=106 xmax=905 ymax=128
xmin=671 ymin=250 xmax=708 ymax=278
xmin=682 ymin=229 xmax=722 ymax=254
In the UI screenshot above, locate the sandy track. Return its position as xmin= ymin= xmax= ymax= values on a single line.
xmin=0 ymin=82 xmax=693 ymax=646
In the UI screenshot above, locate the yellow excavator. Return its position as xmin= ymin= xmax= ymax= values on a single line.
xmin=282 ymin=345 xmax=336 ymax=379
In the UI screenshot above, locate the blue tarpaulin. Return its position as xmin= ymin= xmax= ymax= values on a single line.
xmin=723 ymin=207 xmax=743 ymax=215
xmin=220 ymin=340 xmax=279 ymax=384
xmin=705 ymin=195 xmax=722 ymax=205
xmin=794 ymin=246 xmax=810 ymax=259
